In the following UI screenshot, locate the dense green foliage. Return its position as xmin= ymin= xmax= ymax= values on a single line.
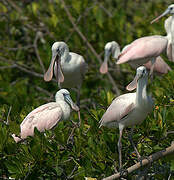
xmin=0 ymin=0 xmax=174 ymax=179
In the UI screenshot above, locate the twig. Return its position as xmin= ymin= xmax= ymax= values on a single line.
xmin=60 ymin=0 xmax=120 ymax=96
xmin=0 ymin=57 xmax=57 ymax=83
xmin=33 ymin=32 xmax=45 ymax=73
xmin=65 ymin=2 xmax=97 ymax=42
xmin=13 ymin=63 xmax=44 ymax=78
xmin=97 ymin=1 xmax=113 ymax=17
xmin=6 ymin=106 xmax=12 ymax=125
xmin=2 ymin=45 xmax=33 ymax=51
xmin=6 ymin=0 xmax=22 ymax=13
xmin=166 ymin=131 xmax=174 ymax=135
xmin=67 ymin=165 xmax=78 ymax=179
xmin=34 ymin=86 xmax=53 ymax=97
xmin=67 ymin=126 xmax=76 ymax=144
xmin=168 ymin=173 xmax=172 ymax=180
xmin=6 ymin=0 xmax=37 ymax=31
xmin=102 ymin=143 xmax=174 ymax=180
xmin=0 ymin=65 xmax=16 ymax=70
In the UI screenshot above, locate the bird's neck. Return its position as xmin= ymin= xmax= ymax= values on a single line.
xmin=171 ymin=15 xmax=174 ymax=40
xmin=56 ymin=98 xmax=71 ymax=120
xmin=112 ymin=45 xmax=120 ymax=59
xmin=61 ymin=47 xmax=69 ymax=63
xmin=136 ymin=76 xmax=148 ymax=106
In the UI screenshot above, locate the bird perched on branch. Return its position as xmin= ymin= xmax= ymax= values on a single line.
xmin=12 ymin=89 xmax=79 ymax=143
xmin=44 ymin=42 xmax=88 ymax=105
xmin=151 ymin=4 xmax=174 ymax=62
xmin=100 ymin=41 xmax=171 ymax=75
xmin=99 ymin=66 xmax=154 ymax=169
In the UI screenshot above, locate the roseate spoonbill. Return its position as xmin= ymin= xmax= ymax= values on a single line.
xmin=44 ymin=42 xmax=88 ymax=105
xmin=100 ymin=41 xmax=171 ymax=74
xmin=12 ymin=89 xmax=79 ymax=143
xmin=99 ymin=66 xmax=154 ymax=169
xmin=116 ymin=35 xmax=169 ymax=75
xmin=151 ymin=4 xmax=174 ymax=61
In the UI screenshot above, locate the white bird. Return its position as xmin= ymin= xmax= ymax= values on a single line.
xmin=99 ymin=66 xmax=154 ymax=169
xmin=100 ymin=41 xmax=171 ymax=75
xmin=12 ymin=89 xmax=79 ymax=143
xmin=44 ymin=42 xmax=88 ymax=105
xmin=151 ymin=4 xmax=174 ymax=61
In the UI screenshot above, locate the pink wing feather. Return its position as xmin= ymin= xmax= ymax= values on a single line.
xmin=20 ymin=102 xmax=62 ymax=139
xmin=144 ymin=56 xmax=171 ymax=74
xmin=117 ymin=36 xmax=168 ymax=64
xmin=99 ymin=93 xmax=135 ymax=128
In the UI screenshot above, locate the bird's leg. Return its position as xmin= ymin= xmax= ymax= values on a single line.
xmin=128 ymin=128 xmax=141 ymax=160
xmin=76 ymin=84 xmax=81 ymax=107
xmin=118 ymin=128 xmax=123 ymax=170
xmin=117 ymin=129 xmax=128 ymax=179
xmin=56 ymin=58 xmax=62 ymax=90
xmin=149 ymin=58 xmax=155 ymax=79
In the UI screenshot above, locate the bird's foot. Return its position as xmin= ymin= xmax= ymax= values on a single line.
xmin=70 ymin=120 xmax=79 ymax=128
xmin=119 ymin=168 xmax=128 ymax=179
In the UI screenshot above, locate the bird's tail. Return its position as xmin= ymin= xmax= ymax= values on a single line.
xmin=12 ymin=134 xmax=22 ymax=143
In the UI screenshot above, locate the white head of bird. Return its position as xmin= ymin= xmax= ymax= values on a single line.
xmin=126 ymin=66 xmax=148 ymax=91
xmin=52 ymin=42 xmax=69 ymax=59
xmin=56 ymin=89 xmax=79 ymax=112
xmin=100 ymin=41 xmax=120 ymax=74
xmin=44 ymin=42 xmax=69 ymax=83
xmin=105 ymin=41 xmax=120 ymax=59
xmin=12 ymin=89 xmax=79 ymax=143
xmin=151 ymin=4 xmax=174 ymax=24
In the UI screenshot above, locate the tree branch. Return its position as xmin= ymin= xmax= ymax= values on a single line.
xmin=0 ymin=56 xmax=56 ymax=82
xmin=33 ymin=31 xmax=45 ymax=73
xmin=60 ymin=0 xmax=120 ymax=96
xmin=102 ymin=143 xmax=174 ymax=180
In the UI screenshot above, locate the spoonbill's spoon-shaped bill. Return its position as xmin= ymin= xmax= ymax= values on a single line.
xmin=99 ymin=66 xmax=154 ymax=169
xmin=101 ymin=41 xmax=171 ymax=75
xmin=151 ymin=4 xmax=174 ymax=24
xmin=126 ymin=72 xmax=140 ymax=91
xmin=100 ymin=41 xmax=120 ymax=74
xmin=12 ymin=89 xmax=79 ymax=143
xmin=44 ymin=44 xmax=64 ymax=84
xmin=44 ymin=42 xmax=88 ymax=106
xmin=151 ymin=5 xmax=174 ymax=62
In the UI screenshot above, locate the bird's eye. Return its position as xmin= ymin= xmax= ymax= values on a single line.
xmin=108 ymin=48 xmax=112 ymax=52
xmin=63 ymin=93 xmax=68 ymax=96
xmin=169 ymin=7 xmax=173 ymax=10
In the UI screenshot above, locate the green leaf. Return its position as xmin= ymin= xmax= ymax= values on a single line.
xmin=32 ymin=2 xmax=38 ymax=16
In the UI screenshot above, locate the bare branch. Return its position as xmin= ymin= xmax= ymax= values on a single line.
xmin=6 ymin=0 xmax=22 ymax=13
xmin=102 ymin=143 xmax=174 ymax=180
xmin=65 ymin=2 xmax=97 ymax=42
xmin=14 ymin=63 xmax=44 ymax=78
xmin=6 ymin=0 xmax=37 ymax=31
xmin=0 ymin=56 xmax=56 ymax=82
xmin=60 ymin=0 xmax=120 ymax=96
xmin=6 ymin=106 xmax=12 ymax=125
xmin=34 ymin=85 xmax=53 ymax=97
xmin=97 ymin=1 xmax=113 ymax=17
xmin=2 ymin=45 xmax=33 ymax=51
xmin=0 ymin=65 xmax=16 ymax=70
xmin=33 ymin=32 xmax=45 ymax=73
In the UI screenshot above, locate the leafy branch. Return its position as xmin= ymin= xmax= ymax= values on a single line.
xmin=60 ymin=0 xmax=120 ymax=96
xmin=103 ymin=143 xmax=174 ymax=180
